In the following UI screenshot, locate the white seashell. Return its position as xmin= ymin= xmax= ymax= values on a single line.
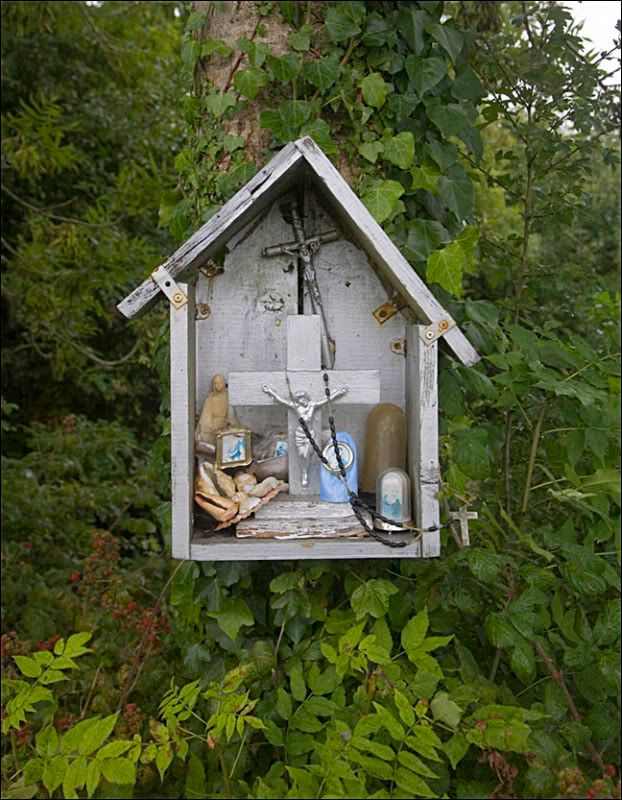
xmin=249 ymin=476 xmax=280 ymax=497
xmin=195 ymin=464 xmax=219 ymax=497
xmin=194 ymin=492 xmax=238 ymax=522
xmin=232 ymin=491 xmax=247 ymax=504
xmin=234 ymin=471 xmax=257 ymax=493
xmin=215 ymin=469 xmax=236 ymax=498
xmin=239 ymin=495 xmax=261 ymax=515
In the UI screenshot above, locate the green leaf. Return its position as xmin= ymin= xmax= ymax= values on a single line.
xmin=205 ymin=93 xmax=237 ymax=118
xmin=403 ymin=220 xmax=447 ymax=263
xmin=181 ymin=41 xmax=200 ymax=70
xmin=290 ymin=667 xmax=306 ymax=702
xmin=452 ymin=65 xmax=485 ymax=100
xmin=444 ymin=732 xmax=469 ymax=768
xmin=64 ymin=633 xmax=92 ymax=658
xmin=510 ymin=639 xmax=536 ymax=683
xmin=411 ymin=670 xmax=439 ymax=699
xmin=427 ymin=103 xmax=482 ymax=159
xmin=299 ymin=118 xmax=338 ymax=156
xmin=405 ymin=56 xmax=447 ymax=96
xmin=36 ymin=726 xmax=59 ymax=758
xmin=360 ymin=140 xmax=385 ymax=164
xmin=97 ymin=741 xmax=133 ymax=760
xmin=402 ymin=608 xmax=429 ymax=655
xmin=437 ymin=163 xmax=474 ymax=219
xmin=303 ymin=55 xmax=340 ymax=91
xmin=387 ymin=93 xmax=420 ymax=121
xmin=396 ymin=8 xmax=430 ymax=54
xmin=594 ymin=600 xmax=621 ymax=645
xmin=398 ymin=750 xmax=438 ymax=778
xmin=324 ymin=2 xmax=365 ymax=43
xmin=260 ymin=100 xmax=311 ymax=142
xmin=234 ymin=68 xmax=271 ymax=99
xmin=453 ymin=433 xmax=490 ymax=479
xmin=211 ymin=597 xmax=253 ymax=640
xmin=430 ymin=692 xmax=462 ymax=729
xmin=465 ymin=300 xmax=499 ymax=329
xmin=13 ymin=656 xmax=42 ymax=678
xmin=410 ymin=160 xmax=441 ymax=193
xmin=425 ymin=139 xmax=457 ymax=171
xmin=267 ymin=54 xmax=301 ymax=83
xmin=79 ymin=714 xmax=119 ymax=756
xmin=485 ymin=614 xmax=517 ymax=647
xmin=43 ymin=755 xmax=69 ymax=794
xmin=288 ymin=23 xmax=313 ymax=51
xmin=361 ymin=73 xmax=388 ymax=109
xmin=99 ymin=757 xmax=136 ymax=785
xmin=362 ymin=180 xmax=405 ymax=224
xmin=40 ymin=669 xmax=69 ymax=685
xmin=394 ymin=767 xmax=435 ymax=798
xmin=382 ymin=132 xmax=415 ymax=170
xmin=201 ymin=39 xmax=233 ymax=57
xmin=352 ymin=737 xmax=395 ymax=761
xmin=184 ymin=754 xmax=206 ymax=799
xmin=394 ymin=689 xmax=415 ymax=727
xmin=186 ymin=11 xmax=207 ymax=32
xmin=63 ymin=756 xmax=87 ymax=800
xmin=426 ymin=22 xmax=465 ymax=62
xmin=276 ymin=688 xmax=292 ymax=720
xmin=427 ymin=240 xmax=465 ymax=296
xmin=156 ymin=745 xmax=173 ymax=781
xmin=351 ymin=578 xmax=398 ymax=619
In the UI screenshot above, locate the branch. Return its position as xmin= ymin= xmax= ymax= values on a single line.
xmin=1 ymin=184 xmax=115 ymax=229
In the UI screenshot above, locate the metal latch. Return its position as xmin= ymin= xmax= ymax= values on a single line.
xmin=373 ymin=297 xmax=406 ymax=325
xmin=390 ymin=338 xmax=407 ymax=356
xmin=420 ymin=315 xmax=456 ymax=345
xmin=151 ymin=265 xmax=188 ymax=310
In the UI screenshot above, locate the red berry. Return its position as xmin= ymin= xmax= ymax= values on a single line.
xmin=70 ymin=571 xmax=80 ymax=584
xmin=605 ymin=765 xmax=617 ymax=778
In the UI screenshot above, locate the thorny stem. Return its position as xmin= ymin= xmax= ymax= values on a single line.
xmin=116 ymin=560 xmax=184 ymax=711
xmin=521 ymin=405 xmax=546 ymax=518
xmin=532 ymin=641 xmax=606 ymax=772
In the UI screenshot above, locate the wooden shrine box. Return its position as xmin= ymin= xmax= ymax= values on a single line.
xmin=118 ymin=137 xmax=479 ymax=561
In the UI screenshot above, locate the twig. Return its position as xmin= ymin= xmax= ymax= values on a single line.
xmin=520 ymin=405 xmax=546 ymax=517
xmin=80 ymin=663 xmax=103 ymax=719
xmin=532 ymin=641 xmax=605 ymax=772
xmin=1 ymin=184 xmax=115 ymax=229
xmin=116 ymin=560 xmax=184 ymax=711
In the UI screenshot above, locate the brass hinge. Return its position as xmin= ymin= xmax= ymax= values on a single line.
xmin=420 ymin=315 xmax=456 ymax=345
xmin=390 ymin=338 xmax=407 ymax=356
xmin=373 ymin=297 xmax=406 ymax=325
xmin=151 ymin=265 xmax=188 ymax=310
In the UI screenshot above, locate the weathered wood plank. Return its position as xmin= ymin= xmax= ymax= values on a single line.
xmin=117 ymin=143 xmax=304 ymax=319
xmin=190 ymin=532 xmax=424 ymax=560
xmin=287 ymin=315 xmax=321 ymax=370
xmin=295 ymin=137 xmax=479 ymax=367
xmin=228 ymin=370 xmax=380 ymax=405
xmin=253 ymin=495 xmax=362 ymax=519
xmin=170 ymin=282 xmax=195 ymax=560
xmin=406 ymin=325 xmax=441 ymax=558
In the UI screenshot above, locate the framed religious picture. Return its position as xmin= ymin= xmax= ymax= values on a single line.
xmin=216 ymin=428 xmax=252 ymax=470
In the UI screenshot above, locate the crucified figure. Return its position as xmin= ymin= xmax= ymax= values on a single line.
xmin=262 ymin=383 xmax=347 ymax=488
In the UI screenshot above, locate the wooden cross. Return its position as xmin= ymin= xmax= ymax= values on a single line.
xmin=228 ymin=315 xmax=380 ymax=495
xmin=449 ymin=508 xmax=478 ymax=547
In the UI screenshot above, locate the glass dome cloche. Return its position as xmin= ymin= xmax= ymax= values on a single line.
xmin=375 ymin=468 xmax=412 ymax=532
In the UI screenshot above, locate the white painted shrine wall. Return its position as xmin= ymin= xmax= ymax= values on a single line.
xmin=195 ymin=198 xmax=408 ymax=482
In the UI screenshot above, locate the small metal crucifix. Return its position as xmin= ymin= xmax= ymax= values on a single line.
xmin=263 ymin=203 xmax=338 ymax=368
xmin=449 ymin=508 xmax=478 ymax=547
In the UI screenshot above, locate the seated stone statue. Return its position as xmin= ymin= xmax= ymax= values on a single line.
xmin=195 ymin=373 xmax=239 ymax=446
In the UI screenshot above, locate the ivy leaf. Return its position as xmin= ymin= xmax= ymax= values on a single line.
xmin=361 ymin=13 xmax=397 ymax=47
xmin=405 ymin=56 xmax=447 ymax=96
xmin=383 ymin=132 xmax=415 ymax=169
xmin=324 ymin=1 xmax=365 ymax=43
xmin=299 ymin=118 xmax=338 ymax=155
xmin=425 ymin=139 xmax=457 ymax=172
xmin=211 ymin=597 xmax=254 ymax=640
xmin=427 ymin=103 xmax=483 ymax=159
xmin=359 ymin=140 xmax=385 ymax=164
xmin=403 ymin=219 xmax=447 ymax=262
xmin=181 ymin=41 xmax=200 ymax=70
xmin=233 ymin=67 xmax=271 ymax=99
xmin=437 ymin=164 xmax=474 ymax=219
xmin=426 ymin=22 xmax=465 ymax=62
xmin=267 ymin=54 xmax=301 ymax=83
xmin=362 ymin=180 xmax=405 ymax=223
xmin=361 ymin=73 xmax=388 ymax=109
xmin=427 ymin=240 xmax=465 ymax=296
xmin=452 ymin=65 xmax=485 ymax=100
xmin=401 ymin=607 xmax=429 ymax=654
xmin=303 ymin=55 xmax=340 ymax=91
xmin=205 ymin=93 xmax=237 ymax=118
xmin=288 ymin=23 xmax=312 ymax=51
xmin=185 ymin=11 xmax=207 ymax=32
xmin=201 ymin=39 xmax=233 ymax=57
xmin=396 ymin=8 xmax=430 ymax=54
xmin=387 ymin=93 xmax=420 ymax=121
xmin=411 ymin=159 xmax=441 ymax=193
xmin=350 ymin=578 xmax=398 ymax=619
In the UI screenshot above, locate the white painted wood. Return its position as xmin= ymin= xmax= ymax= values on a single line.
xmin=228 ymin=370 xmax=380 ymax=405
xmin=118 ymin=136 xmax=479 ymax=367
xmin=449 ymin=508 xmax=478 ymax=547
xmin=170 ymin=282 xmax=195 ymax=560
xmin=190 ymin=533 xmax=423 ymax=560
xmin=295 ymin=137 xmax=479 ymax=367
xmin=406 ymin=325 xmax=441 ymax=558
xmin=117 ymin=142 xmax=304 ymax=319
xmin=195 ymin=203 xmax=298 ymax=439
xmin=303 ymin=192 xmax=407 ymax=475
xmin=253 ymin=495 xmax=363 ymax=519
xmin=287 ymin=315 xmax=321 ymax=370
xmin=237 ymin=496 xmax=367 ymax=538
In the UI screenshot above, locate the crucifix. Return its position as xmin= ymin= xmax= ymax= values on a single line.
xmin=449 ymin=508 xmax=478 ymax=547
xmin=263 ymin=202 xmax=338 ymax=369
xmin=228 ymin=315 xmax=380 ymax=495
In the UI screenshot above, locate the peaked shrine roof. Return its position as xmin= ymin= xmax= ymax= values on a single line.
xmin=117 ymin=136 xmax=479 ymax=366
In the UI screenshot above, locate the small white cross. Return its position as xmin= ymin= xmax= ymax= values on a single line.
xmin=449 ymin=508 xmax=478 ymax=547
